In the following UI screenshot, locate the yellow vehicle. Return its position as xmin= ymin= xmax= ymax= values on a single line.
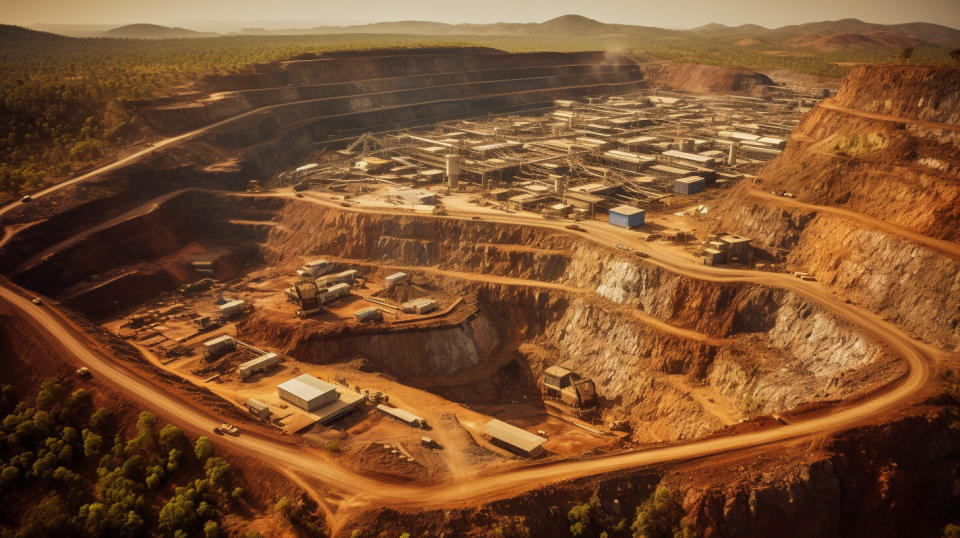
xmin=542 ymin=366 xmax=598 ymax=418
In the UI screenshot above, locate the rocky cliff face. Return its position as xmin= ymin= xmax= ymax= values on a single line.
xmin=713 ymin=64 xmax=960 ymax=351
xmin=254 ymin=202 xmax=899 ymax=442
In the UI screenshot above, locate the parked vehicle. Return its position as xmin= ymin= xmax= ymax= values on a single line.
xmin=214 ymin=423 xmax=239 ymax=436
xmin=565 ymin=224 xmax=586 ymax=232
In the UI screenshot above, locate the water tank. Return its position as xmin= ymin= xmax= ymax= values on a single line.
xmin=727 ymin=142 xmax=740 ymax=166
xmin=445 ymin=154 xmax=461 ymax=189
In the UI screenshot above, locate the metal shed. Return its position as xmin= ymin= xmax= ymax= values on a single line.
xmin=483 ymin=419 xmax=547 ymax=458
xmin=673 ymin=176 xmax=705 ymax=195
xmin=237 ymin=352 xmax=280 ymax=380
xmin=385 ymin=272 xmax=409 ymax=289
xmin=609 ymin=205 xmax=646 ymax=228
xmin=278 ymin=374 xmax=339 ymax=412
xmin=376 ymin=404 xmax=426 ymax=428
xmin=203 ymin=335 xmax=235 ymax=358
xmin=244 ymin=399 xmax=271 ymax=420
xmin=353 ymin=307 xmax=383 ymax=323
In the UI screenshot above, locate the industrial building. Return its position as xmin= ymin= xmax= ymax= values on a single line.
xmin=316 ymin=270 xmax=359 ymax=288
xmin=203 ymin=335 xmax=235 ymax=359
xmin=244 ymin=399 xmax=271 ymax=420
xmin=402 ymin=298 xmax=438 ymax=314
xmin=385 ymin=272 xmax=409 ymax=289
xmin=673 ymin=176 xmax=705 ymax=195
xmin=609 ymin=205 xmax=646 ymax=228
xmin=353 ymin=307 xmax=383 ymax=322
xmin=483 ymin=419 xmax=548 ymax=458
xmin=277 ymin=374 xmax=365 ymax=424
xmin=297 ymin=259 xmax=331 ymax=279
xmin=218 ymin=299 xmax=247 ymax=319
xmin=377 ymin=404 xmax=427 ymax=428
xmin=278 ymin=374 xmax=340 ymax=412
xmin=237 ymin=352 xmax=280 ymax=380
xmin=387 ymin=188 xmax=437 ymax=206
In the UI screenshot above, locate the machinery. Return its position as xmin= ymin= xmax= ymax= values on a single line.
xmin=246 ymin=180 xmax=262 ymax=193
xmin=542 ymin=365 xmax=598 ymax=418
xmin=293 ymin=280 xmax=323 ymax=317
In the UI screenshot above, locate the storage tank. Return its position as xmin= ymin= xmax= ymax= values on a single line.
xmin=445 ymin=154 xmax=460 ymax=189
xmin=727 ymin=142 xmax=740 ymax=166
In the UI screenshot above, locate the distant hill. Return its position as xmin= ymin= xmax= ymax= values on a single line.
xmin=102 ymin=23 xmax=219 ymax=39
xmin=0 ymin=24 xmax=73 ymax=49
xmin=225 ymin=15 xmax=959 ymax=50
xmin=697 ymin=18 xmax=960 ymax=49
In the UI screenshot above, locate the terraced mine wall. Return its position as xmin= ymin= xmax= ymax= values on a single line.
xmin=5 ymin=188 xmax=901 ymax=442
xmin=0 ymin=49 xmax=647 ymax=282
xmin=712 ymin=65 xmax=960 ymax=350
xmin=243 ymin=201 xmax=901 ymax=442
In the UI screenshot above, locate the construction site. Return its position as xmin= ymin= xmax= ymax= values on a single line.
xmin=2 ymin=44 xmax=958 ymax=537
xmin=71 ymin=83 xmax=869 ymax=481
xmin=283 ymin=87 xmax=812 ymax=267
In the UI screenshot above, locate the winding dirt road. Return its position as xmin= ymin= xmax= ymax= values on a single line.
xmin=819 ymin=100 xmax=960 ymax=134
xmin=0 ymin=191 xmax=945 ymax=523
xmin=748 ymin=188 xmax=960 ymax=259
xmin=0 ymin=65 xmax=638 ymax=222
xmin=1 ymin=89 xmax=955 ymax=525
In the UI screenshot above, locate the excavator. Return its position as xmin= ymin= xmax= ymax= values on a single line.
xmin=541 ymin=365 xmax=598 ymax=418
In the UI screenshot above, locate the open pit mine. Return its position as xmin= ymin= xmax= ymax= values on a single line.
xmin=2 ymin=48 xmax=959 ymax=537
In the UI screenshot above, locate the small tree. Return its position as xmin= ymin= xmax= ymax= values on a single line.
xmin=950 ymin=49 xmax=960 ymax=64
xmin=204 ymin=520 xmax=220 ymax=538
xmin=194 ymin=436 xmax=213 ymax=463
xmin=901 ymin=47 xmax=914 ymax=61
xmin=159 ymin=425 xmax=183 ymax=447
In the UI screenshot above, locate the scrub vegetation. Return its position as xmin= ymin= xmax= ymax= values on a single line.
xmin=1 ymin=23 xmax=957 ymax=199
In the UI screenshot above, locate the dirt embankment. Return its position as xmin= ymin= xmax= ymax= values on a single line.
xmin=710 ymin=65 xmax=960 ymax=350
xmin=832 ymin=64 xmax=960 ymax=125
xmin=639 ymin=62 xmax=774 ymax=94
xmin=147 ymin=50 xmax=641 ymax=133
xmin=348 ymin=403 xmax=960 ymax=538
xmin=11 ymin=191 xmax=280 ymax=315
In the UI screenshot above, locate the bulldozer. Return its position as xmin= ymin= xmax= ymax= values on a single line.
xmin=542 ymin=365 xmax=597 ymax=418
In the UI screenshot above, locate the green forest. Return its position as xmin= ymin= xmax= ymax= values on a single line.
xmin=0 ymin=380 xmax=252 ymax=537
xmin=1 ymin=26 xmax=957 ymax=198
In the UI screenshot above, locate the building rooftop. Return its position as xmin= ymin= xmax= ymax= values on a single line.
xmin=278 ymin=374 xmax=337 ymax=403
xmin=204 ymin=335 xmax=234 ymax=346
xmin=483 ymin=419 xmax=548 ymax=453
xmin=610 ymin=205 xmax=646 ymax=216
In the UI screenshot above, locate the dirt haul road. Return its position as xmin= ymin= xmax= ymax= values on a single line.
xmin=747 ymin=189 xmax=960 ymax=259
xmin=0 ymin=190 xmax=946 ymax=520
xmin=0 ymin=66 xmax=638 ymax=222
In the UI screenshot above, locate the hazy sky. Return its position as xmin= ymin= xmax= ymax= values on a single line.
xmin=4 ymin=0 xmax=959 ymax=30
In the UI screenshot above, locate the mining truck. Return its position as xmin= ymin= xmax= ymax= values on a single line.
xmin=542 ymin=365 xmax=598 ymax=418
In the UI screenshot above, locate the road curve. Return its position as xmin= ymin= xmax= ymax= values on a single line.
xmin=818 ymin=100 xmax=960 ymax=134
xmin=747 ymin=189 xmax=960 ymax=259
xmin=0 ymin=67 xmax=639 ymax=221
xmin=0 ymin=191 xmax=943 ymax=517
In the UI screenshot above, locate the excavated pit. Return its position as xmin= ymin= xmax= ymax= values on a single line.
xmin=7 ymin=188 xmax=902 ymax=444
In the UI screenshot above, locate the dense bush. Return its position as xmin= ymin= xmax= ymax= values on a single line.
xmin=0 ymin=380 xmax=247 ymax=536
